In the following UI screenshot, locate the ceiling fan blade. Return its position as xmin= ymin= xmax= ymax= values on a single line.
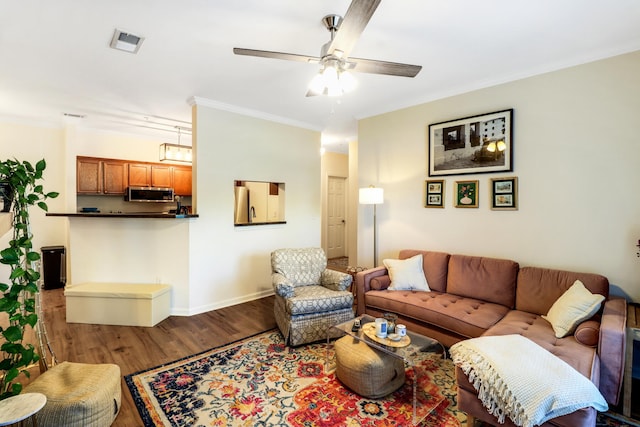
xmin=347 ymin=57 xmax=422 ymax=77
xmin=326 ymin=0 xmax=381 ymax=58
xmin=233 ymin=48 xmax=320 ymax=64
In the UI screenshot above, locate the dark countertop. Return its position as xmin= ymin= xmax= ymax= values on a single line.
xmin=234 ymin=221 xmax=286 ymax=226
xmin=47 ymin=212 xmax=199 ymax=219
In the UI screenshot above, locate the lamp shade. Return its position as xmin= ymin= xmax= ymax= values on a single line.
xmin=359 ymin=187 xmax=384 ymax=205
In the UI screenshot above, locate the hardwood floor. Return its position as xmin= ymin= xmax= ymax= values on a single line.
xmin=32 ymin=288 xmax=277 ymax=426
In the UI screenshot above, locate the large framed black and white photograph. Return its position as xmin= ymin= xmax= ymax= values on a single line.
xmin=428 ymin=109 xmax=513 ymax=176
xmin=490 ymin=177 xmax=518 ymax=210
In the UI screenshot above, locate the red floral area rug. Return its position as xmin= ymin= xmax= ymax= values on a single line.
xmin=125 ymin=330 xmax=462 ymax=426
xmin=125 ymin=329 xmax=634 ymax=427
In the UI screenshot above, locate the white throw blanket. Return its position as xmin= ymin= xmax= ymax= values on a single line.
xmin=449 ymin=334 xmax=608 ymax=427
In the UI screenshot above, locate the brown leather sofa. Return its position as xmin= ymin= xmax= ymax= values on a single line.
xmin=355 ymin=249 xmax=627 ymax=427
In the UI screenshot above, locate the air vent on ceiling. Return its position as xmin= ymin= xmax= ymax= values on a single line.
xmin=109 ymin=29 xmax=144 ymax=54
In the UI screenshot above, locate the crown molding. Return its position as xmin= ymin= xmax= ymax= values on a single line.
xmin=187 ymin=96 xmax=321 ymax=132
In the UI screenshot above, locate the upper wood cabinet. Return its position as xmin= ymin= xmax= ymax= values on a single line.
xmin=77 ymin=157 xmax=128 ymax=195
xmin=102 ymin=161 xmax=128 ymax=195
xmin=172 ymin=166 xmax=192 ymax=196
xmin=77 ymin=156 xmax=192 ymax=196
xmin=77 ymin=157 xmax=102 ymax=194
xmin=128 ymin=163 xmax=151 ymax=187
xmin=151 ymin=165 xmax=172 ymax=188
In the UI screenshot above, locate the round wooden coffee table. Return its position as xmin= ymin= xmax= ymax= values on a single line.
xmin=0 ymin=392 xmax=47 ymax=426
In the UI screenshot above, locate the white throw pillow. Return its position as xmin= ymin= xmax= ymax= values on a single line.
xmin=542 ymin=279 xmax=605 ymax=338
xmin=383 ymin=254 xmax=430 ymax=291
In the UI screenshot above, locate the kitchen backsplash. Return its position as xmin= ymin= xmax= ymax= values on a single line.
xmin=77 ymin=195 xmax=192 ymax=214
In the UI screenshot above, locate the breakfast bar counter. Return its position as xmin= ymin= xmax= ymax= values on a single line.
xmin=47 ymin=212 xmax=198 ymax=219
xmin=49 ymin=212 xmax=194 ymax=315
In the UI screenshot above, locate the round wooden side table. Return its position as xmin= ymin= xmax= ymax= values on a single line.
xmin=0 ymin=393 xmax=47 ymax=427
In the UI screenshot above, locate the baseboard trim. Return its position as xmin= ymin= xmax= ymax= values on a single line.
xmin=170 ymin=289 xmax=274 ymax=316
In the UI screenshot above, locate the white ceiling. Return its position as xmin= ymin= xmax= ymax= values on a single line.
xmin=1 ymin=0 xmax=639 ymax=153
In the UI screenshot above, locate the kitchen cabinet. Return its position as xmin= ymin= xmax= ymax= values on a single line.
xmin=77 ymin=157 xmax=101 ymax=194
xmin=102 ymin=161 xmax=128 ymax=194
xmin=172 ymin=166 xmax=192 ymax=196
xmin=77 ymin=157 xmax=127 ymax=195
xmin=151 ymin=165 xmax=172 ymax=188
xmin=77 ymin=156 xmax=192 ymax=196
xmin=128 ymin=163 xmax=151 ymax=187
xmin=128 ymin=164 xmax=174 ymax=188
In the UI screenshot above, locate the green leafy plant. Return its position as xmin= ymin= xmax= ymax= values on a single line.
xmin=0 ymin=159 xmax=58 ymax=400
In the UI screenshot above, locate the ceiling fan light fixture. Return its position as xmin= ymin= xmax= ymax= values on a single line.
xmin=307 ymin=61 xmax=357 ymax=97
xmin=234 ymin=1 xmax=422 ymax=96
xmin=308 ymin=72 xmax=326 ymax=95
xmin=339 ymin=69 xmax=357 ymax=92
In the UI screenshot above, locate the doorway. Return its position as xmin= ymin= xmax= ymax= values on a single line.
xmin=327 ymin=176 xmax=346 ymax=259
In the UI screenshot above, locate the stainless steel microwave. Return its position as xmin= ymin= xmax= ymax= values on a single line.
xmin=125 ymin=187 xmax=175 ymax=202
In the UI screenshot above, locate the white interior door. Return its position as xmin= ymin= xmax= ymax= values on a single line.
xmin=327 ymin=176 xmax=346 ymax=259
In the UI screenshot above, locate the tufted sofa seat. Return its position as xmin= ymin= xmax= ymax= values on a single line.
xmin=355 ymin=249 xmax=627 ymax=427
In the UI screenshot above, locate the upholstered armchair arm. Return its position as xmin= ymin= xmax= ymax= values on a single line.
xmin=272 ymin=272 xmax=295 ymax=298
xmin=321 ymin=269 xmax=352 ymax=292
xmin=598 ymin=297 xmax=627 ymax=405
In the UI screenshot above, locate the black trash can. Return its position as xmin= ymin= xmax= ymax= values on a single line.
xmin=41 ymin=245 xmax=66 ymax=290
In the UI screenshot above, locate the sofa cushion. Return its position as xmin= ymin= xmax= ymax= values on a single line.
xmin=285 ymin=285 xmax=353 ymax=315
xmin=370 ymin=275 xmax=391 ymax=290
xmin=364 ymin=290 xmax=509 ymax=339
xmin=574 ymin=320 xmax=600 ymax=347
xmin=383 ymin=254 xmax=430 ymax=291
xmin=446 ymin=254 xmax=518 ymax=308
xmin=483 ymin=310 xmax=599 ymax=383
xmin=542 ymin=280 xmax=605 ymax=338
xmin=398 ymin=250 xmax=450 ymax=292
xmin=515 ymin=267 xmax=609 ymax=315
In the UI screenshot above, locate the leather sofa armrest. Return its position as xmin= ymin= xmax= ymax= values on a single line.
xmin=272 ymin=273 xmax=294 ymax=298
xmin=598 ymin=297 xmax=627 ymax=405
xmin=321 ymin=269 xmax=352 ymax=292
xmin=355 ymin=266 xmax=388 ymax=315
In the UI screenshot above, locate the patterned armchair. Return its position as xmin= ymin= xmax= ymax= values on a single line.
xmin=271 ymin=248 xmax=354 ymax=346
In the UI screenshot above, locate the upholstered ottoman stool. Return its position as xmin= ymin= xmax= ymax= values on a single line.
xmin=334 ymin=335 xmax=406 ymax=398
xmin=25 ymin=361 xmax=121 ymax=427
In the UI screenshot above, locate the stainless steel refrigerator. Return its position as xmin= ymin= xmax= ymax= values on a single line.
xmin=234 ymin=186 xmax=250 ymax=224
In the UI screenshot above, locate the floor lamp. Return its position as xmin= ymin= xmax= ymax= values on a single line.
xmin=359 ymin=186 xmax=384 ymax=267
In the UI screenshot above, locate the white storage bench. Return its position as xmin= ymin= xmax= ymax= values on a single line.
xmin=64 ymin=283 xmax=171 ymax=327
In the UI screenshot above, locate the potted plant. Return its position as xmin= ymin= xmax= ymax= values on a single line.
xmin=0 ymin=159 xmax=58 ymax=399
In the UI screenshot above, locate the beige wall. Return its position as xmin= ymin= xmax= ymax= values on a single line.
xmin=187 ymin=103 xmax=321 ymax=314
xmin=358 ymin=50 xmax=640 ymax=302
xmin=0 ymin=122 xmax=67 ymax=282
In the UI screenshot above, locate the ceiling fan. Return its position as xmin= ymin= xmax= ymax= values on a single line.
xmin=233 ymin=0 xmax=422 ymax=96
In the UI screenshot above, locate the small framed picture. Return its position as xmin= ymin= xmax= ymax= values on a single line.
xmin=425 ymin=179 xmax=445 ymax=208
xmin=490 ymin=177 xmax=518 ymax=210
xmin=454 ymin=180 xmax=478 ymax=208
